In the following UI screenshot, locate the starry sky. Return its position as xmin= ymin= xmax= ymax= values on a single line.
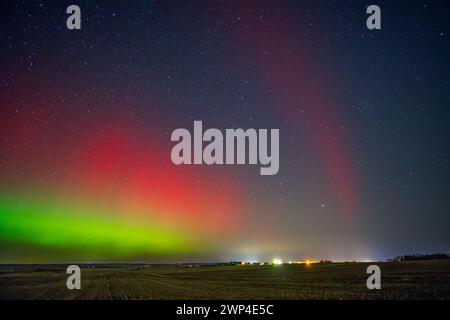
xmin=0 ymin=0 xmax=449 ymax=263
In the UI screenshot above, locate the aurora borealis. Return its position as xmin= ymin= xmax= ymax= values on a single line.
xmin=1 ymin=1 xmax=449 ymax=263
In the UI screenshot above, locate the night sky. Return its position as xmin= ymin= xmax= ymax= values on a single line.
xmin=0 ymin=0 xmax=449 ymax=263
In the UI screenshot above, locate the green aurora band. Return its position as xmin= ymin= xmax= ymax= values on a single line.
xmin=0 ymin=194 xmax=202 ymax=261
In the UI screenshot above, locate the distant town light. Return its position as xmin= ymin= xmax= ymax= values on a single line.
xmin=272 ymin=258 xmax=282 ymax=265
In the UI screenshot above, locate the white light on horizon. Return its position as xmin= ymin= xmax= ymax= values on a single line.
xmin=272 ymin=258 xmax=282 ymax=265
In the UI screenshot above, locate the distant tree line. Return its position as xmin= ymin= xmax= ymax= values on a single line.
xmin=319 ymin=260 xmax=333 ymax=264
xmin=390 ymin=253 xmax=449 ymax=262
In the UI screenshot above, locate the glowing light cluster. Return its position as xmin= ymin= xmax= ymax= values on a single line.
xmin=272 ymin=258 xmax=283 ymax=265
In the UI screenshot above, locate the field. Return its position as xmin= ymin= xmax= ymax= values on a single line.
xmin=0 ymin=260 xmax=449 ymax=299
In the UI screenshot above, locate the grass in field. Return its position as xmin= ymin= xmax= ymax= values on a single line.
xmin=0 ymin=260 xmax=449 ymax=299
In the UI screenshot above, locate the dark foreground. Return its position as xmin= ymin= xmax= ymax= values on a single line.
xmin=0 ymin=260 xmax=449 ymax=299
